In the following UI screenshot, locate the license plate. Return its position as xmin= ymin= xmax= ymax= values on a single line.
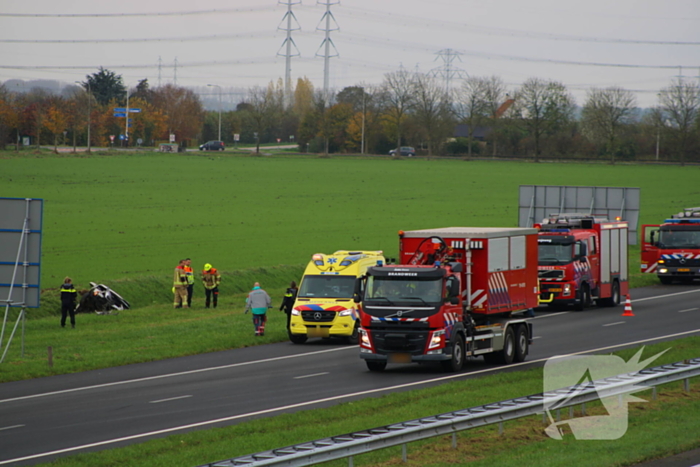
xmin=307 ymin=327 xmax=330 ymax=338
xmin=548 ymin=288 xmax=562 ymax=292
xmin=388 ymin=353 xmax=411 ymax=363
xmin=678 ymin=268 xmax=690 ymax=272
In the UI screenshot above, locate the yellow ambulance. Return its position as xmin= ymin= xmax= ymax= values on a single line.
xmin=289 ymin=250 xmax=385 ymax=344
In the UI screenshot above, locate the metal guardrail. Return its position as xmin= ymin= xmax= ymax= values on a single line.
xmin=197 ymin=357 xmax=700 ymax=467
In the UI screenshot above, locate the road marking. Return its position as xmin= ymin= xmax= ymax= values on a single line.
xmin=0 ymin=346 xmax=355 ymax=404
xmin=149 ymin=395 xmax=192 ymax=404
xmin=4 ymin=328 xmax=700 ymax=466
xmin=603 ymin=322 xmax=625 ymax=327
xmin=294 ymin=372 xmax=329 ymax=380
xmin=633 ymin=289 xmax=700 ymax=303
xmin=529 ymin=312 xmax=570 ymax=320
xmin=0 ymin=425 xmax=24 ymax=431
xmin=532 ymin=336 xmax=542 ymax=340
xmin=679 ymin=308 xmax=698 ymax=313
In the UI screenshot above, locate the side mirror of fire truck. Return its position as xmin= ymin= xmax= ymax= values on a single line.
xmin=353 ymin=277 xmax=364 ymax=303
xmin=445 ymin=275 xmax=460 ymax=304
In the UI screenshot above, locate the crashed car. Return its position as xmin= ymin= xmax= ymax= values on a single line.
xmin=76 ymin=282 xmax=130 ymax=314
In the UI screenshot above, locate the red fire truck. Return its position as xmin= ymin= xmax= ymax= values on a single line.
xmin=537 ymin=214 xmax=628 ymax=310
xmin=355 ymin=227 xmax=538 ymax=372
xmin=641 ymin=207 xmax=700 ymax=284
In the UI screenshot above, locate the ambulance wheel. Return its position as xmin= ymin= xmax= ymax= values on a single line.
xmin=574 ymin=284 xmax=591 ymax=311
xmin=346 ymin=323 xmax=360 ymax=345
xmin=659 ymin=276 xmax=673 ymax=285
xmin=514 ymin=324 xmax=529 ymax=363
xmin=441 ymin=336 xmax=465 ymax=372
xmin=599 ymin=280 xmax=620 ymax=307
xmin=366 ymin=361 xmax=387 ymax=372
xmin=289 ymin=333 xmax=307 ymax=344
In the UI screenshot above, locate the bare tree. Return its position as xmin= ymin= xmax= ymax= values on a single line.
xmin=455 ymin=76 xmax=489 ymax=156
xmin=659 ymin=78 xmax=700 ymax=165
xmin=244 ymin=84 xmax=282 ymax=154
xmin=482 ymin=76 xmax=508 ymax=156
xmin=413 ymin=73 xmax=454 ymax=155
xmin=381 ymin=69 xmax=416 ymax=152
xmin=581 ymin=86 xmax=637 ymax=163
xmin=514 ymin=77 xmax=575 ymax=161
xmin=151 ymin=84 xmax=205 ymax=147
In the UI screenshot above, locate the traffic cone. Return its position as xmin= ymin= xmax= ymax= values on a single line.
xmin=622 ymin=294 xmax=635 ymax=317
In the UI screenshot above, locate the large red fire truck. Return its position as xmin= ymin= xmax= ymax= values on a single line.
xmin=354 ymin=227 xmax=538 ymax=372
xmin=641 ymin=207 xmax=700 ymax=284
xmin=537 ymin=214 xmax=629 ymax=310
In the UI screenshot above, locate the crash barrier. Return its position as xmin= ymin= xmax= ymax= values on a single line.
xmin=196 ymin=357 xmax=700 ymax=467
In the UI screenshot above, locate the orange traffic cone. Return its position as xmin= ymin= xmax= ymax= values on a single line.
xmin=622 ymin=294 xmax=635 ymax=317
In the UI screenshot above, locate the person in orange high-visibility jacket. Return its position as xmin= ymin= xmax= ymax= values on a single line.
xmin=201 ymin=263 xmax=221 ymax=308
xmin=184 ymin=258 xmax=195 ymax=307
xmin=173 ymin=259 xmax=189 ymax=308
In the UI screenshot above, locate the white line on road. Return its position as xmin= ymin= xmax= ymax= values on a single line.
xmin=149 ymin=395 xmax=192 ymax=404
xmin=294 ymin=372 xmax=329 ymax=380
xmin=679 ymin=308 xmax=699 ymax=313
xmin=0 ymin=425 xmax=24 ymax=431
xmin=4 ymin=328 xmax=700 ymax=466
xmin=0 ymin=346 xmax=355 ymax=404
xmin=603 ymin=322 xmax=626 ymax=327
xmin=633 ymin=289 xmax=700 ymax=303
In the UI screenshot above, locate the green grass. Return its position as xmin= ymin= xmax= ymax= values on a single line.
xmin=33 ymin=337 xmax=700 ymax=467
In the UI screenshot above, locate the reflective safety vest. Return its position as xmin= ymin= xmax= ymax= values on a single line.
xmin=174 ymin=266 xmax=187 ymax=287
xmin=202 ymin=268 xmax=221 ymax=289
xmin=184 ymin=266 xmax=195 ymax=285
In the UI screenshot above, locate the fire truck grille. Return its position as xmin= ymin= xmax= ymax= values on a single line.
xmin=665 ymin=258 xmax=700 ymax=267
xmin=301 ymin=310 xmax=336 ymax=322
xmin=539 ymin=270 xmax=564 ymax=279
xmin=370 ymin=324 xmax=429 ymax=354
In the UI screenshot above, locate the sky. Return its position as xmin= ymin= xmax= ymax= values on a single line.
xmin=1 ymin=0 xmax=698 ymax=108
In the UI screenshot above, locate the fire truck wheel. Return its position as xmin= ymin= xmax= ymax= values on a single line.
xmin=366 ymin=361 xmax=387 ymax=372
xmin=485 ymin=327 xmax=515 ymax=365
xmin=289 ymin=333 xmax=308 ymax=344
xmin=514 ymin=325 xmax=529 ymax=363
xmin=441 ymin=336 xmax=465 ymax=372
xmin=599 ymin=280 xmax=620 ymax=307
xmin=574 ymin=284 xmax=591 ymax=311
xmin=346 ymin=323 xmax=360 ymax=345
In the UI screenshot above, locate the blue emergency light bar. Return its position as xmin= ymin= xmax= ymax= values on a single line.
xmin=664 ymin=218 xmax=700 ymax=224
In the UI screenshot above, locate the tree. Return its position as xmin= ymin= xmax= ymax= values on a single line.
xmin=455 ymin=76 xmax=489 ymax=157
xmin=84 ymin=67 xmax=126 ymax=106
xmin=242 ymin=84 xmax=282 ymax=153
xmin=581 ymin=87 xmax=637 ymax=163
xmin=659 ymin=78 xmax=700 ymax=165
xmin=381 ymin=69 xmax=416 ymax=151
xmin=150 ymin=84 xmax=205 ymax=146
xmin=514 ymin=78 xmax=575 ymax=161
xmin=44 ymin=99 xmax=68 ymax=152
xmin=481 ymin=76 xmax=508 ymax=156
xmin=412 ymin=73 xmax=454 ymax=155
xmin=293 ymin=77 xmax=314 ymax=120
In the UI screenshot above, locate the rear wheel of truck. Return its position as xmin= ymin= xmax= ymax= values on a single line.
xmin=366 ymin=361 xmax=387 ymax=372
xmin=514 ymin=324 xmax=529 ymax=363
xmin=599 ymin=280 xmax=620 ymax=307
xmin=346 ymin=322 xmax=360 ymax=345
xmin=289 ymin=333 xmax=307 ymax=344
xmin=484 ymin=326 xmax=515 ymax=365
xmin=440 ymin=336 xmax=465 ymax=372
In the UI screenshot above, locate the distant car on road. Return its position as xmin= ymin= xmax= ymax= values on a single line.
xmin=200 ymin=140 xmax=225 ymax=151
xmin=389 ymin=146 xmax=415 ymax=157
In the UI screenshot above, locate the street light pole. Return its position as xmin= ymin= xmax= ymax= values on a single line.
xmin=75 ymin=81 xmax=92 ymax=153
xmin=208 ymin=84 xmax=222 ymax=141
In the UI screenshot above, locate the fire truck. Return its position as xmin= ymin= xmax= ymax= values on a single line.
xmin=355 ymin=227 xmax=538 ymax=372
xmin=537 ymin=214 xmax=629 ymax=310
xmin=289 ymin=250 xmax=385 ymax=344
xmin=641 ymin=207 xmax=700 ymax=284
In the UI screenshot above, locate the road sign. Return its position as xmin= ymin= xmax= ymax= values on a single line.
xmin=113 ymin=113 xmax=127 ymax=118
xmin=113 ymin=107 xmax=126 ymax=112
xmin=234 ymin=133 xmax=240 ymax=142
xmin=128 ymin=108 xmax=141 ymax=113
xmin=109 ymin=135 xmax=115 ymax=142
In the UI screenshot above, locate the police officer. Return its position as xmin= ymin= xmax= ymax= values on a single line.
xmin=60 ymin=276 xmax=77 ymax=328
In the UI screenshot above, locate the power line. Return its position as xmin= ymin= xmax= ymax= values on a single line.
xmin=0 ymin=6 xmax=277 ymax=18
xmin=0 ymin=31 xmax=274 ymax=44
xmin=316 ymin=0 xmax=339 ymax=101
xmin=277 ymin=0 xmax=301 ymax=108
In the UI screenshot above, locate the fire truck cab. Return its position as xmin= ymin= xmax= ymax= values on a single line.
xmin=641 ymin=207 xmax=700 ymax=284
xmin=537 ymin=214 xmax=628 ymax=310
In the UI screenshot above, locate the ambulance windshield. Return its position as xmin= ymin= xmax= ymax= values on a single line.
xmin=298 ymin=275 xmax=356 ymax=298
xmin=538 ymin=237 xmax=574 ymax=265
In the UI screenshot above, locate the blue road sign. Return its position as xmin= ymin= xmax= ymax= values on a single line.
xmin=128 ymin=108 xmax=141 ymax=113
xmin=113 ymin=112 xmax=127 ymax=118
xmin=114 ymin=107 xmax=126 ymax=112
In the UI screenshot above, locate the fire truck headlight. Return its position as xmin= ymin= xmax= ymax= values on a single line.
xmin=563 ymin=284 xmax=572 ymax=296
xmin=291 ymin=309 xmax=300 ymax=316
xmin=359 ymin=328 xmax=371 ymax=347
xmin=659 ymin=268 xmax=668 ymax=274
xmin=428 ymin=330 xmax=445 ymax=349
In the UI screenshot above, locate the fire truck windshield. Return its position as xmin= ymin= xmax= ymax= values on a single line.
xmin=298 ymin=275 xmax=356 ymax=298
xmin=364 ymin=276 xmax=443 ymax=306
xmin=658 ymin=227 xmax=700 ymax=249
xmin=538 ymin=238 xmax=574 ymax=265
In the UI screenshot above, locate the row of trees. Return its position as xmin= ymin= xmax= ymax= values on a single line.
xmin=2 ymin=67 xmax=700 ymax=162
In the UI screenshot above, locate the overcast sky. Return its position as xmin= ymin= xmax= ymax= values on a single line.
xmin=1 ymin=0 xmax=698 ymax=107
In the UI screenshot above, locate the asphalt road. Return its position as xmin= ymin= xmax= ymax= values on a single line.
xmin=1 ymin=284 xmax=699 ymax=466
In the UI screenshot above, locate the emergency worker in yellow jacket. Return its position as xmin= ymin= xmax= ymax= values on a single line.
xmin=201 ymin=263 xmax=221 ymax=308
xmin=173 ymin=259 xmax=189 ymax=308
